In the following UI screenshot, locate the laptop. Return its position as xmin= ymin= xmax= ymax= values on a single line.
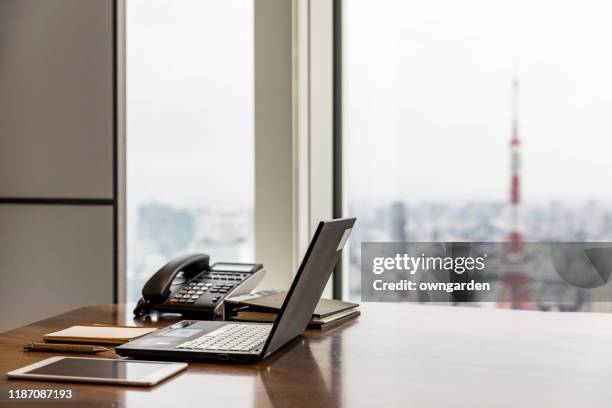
xmin=116 ymin=218 xmax=355 ymax=363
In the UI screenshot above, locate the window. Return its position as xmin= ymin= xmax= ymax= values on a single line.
xmin=126 ymin=0 xmax=254 ymax=301
xmin=343 ymin=0 xmax=612 ymax=309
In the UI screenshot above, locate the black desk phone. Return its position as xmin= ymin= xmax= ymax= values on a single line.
xmin=134 ymin=253 xmax=265 ymax=320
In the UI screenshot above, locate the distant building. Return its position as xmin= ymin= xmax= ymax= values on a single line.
xmin=390 ymin=201 xmax=407 ymax=241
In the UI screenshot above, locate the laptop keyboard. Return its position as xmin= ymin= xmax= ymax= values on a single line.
xmin=176 ymin=324 xmax=272 ymax=352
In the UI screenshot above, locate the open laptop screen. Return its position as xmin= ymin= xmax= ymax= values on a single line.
xmin=262 ymin=218 xmax=355 ymax=358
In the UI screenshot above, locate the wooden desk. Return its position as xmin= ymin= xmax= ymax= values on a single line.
xmin=2 ymin=304 xmax=612 ymax=407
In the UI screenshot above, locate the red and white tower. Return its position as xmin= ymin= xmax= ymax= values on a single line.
xmin=498 ymin=75 xmax=532 ymax=310
xmin=507 ymin=75 xmax=524 ymax=252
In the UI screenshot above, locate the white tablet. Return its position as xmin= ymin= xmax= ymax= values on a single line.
xmin=6 ymin=356 xmax=187 ymax=386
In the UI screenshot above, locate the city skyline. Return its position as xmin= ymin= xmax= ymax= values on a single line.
xmin=126 ymin=197 xmax=612 ymax=301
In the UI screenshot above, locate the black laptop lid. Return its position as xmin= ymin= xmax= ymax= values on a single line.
xmin=262 ymin=218 xmax=355 ymax=358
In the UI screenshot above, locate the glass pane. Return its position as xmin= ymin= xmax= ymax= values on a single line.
xmin=344 ymin=0 xmax=612 ymax=310
xmin=126 ymin=0 xmax=254 ymax=301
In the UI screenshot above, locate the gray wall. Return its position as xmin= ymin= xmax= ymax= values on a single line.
xmin=0 ymin=0 xmax=117 ymax=332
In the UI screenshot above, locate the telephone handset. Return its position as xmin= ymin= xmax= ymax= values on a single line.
xmin=134 ymin=253 xmax=265 ymax=320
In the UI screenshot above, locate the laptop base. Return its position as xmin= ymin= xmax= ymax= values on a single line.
xmin=116 ymin=320 xmax=266 ymax=363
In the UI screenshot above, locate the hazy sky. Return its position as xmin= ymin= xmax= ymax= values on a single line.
xmin=346 ymin=0 xmax=612 ymax=204
xmin=127 ymin=0 xmax=612 ymax=214
xmin=127 ymin=0 xmax=253 ymax=212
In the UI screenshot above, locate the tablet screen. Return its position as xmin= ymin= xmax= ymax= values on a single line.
xmin=27 ymin=358 xmax=172 ymax=381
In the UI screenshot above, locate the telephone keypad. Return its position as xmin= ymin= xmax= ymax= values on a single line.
xmin=168 ymin=271 xmax=244 ymax=306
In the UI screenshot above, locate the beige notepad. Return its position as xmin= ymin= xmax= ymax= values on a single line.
xmin=43 ymin=325 xmax=159 ymax=345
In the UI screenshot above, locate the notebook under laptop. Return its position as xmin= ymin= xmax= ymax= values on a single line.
xmin=116 ymin=218 xmax=355 ymax=363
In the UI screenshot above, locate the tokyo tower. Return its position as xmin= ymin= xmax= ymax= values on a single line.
xmin=497 ymin=75 xmax=532 ymax=310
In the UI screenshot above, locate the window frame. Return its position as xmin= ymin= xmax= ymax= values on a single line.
xmin=332 ymin=0 xmax=344 ymax=299
xmin=118 ymin=0 xmax=340 ymax=301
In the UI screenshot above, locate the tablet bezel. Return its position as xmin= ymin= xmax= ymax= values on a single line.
xmin=6 ymin=356 xmax=187 ymax=386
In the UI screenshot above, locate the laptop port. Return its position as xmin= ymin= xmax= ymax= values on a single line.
xmin=218 ymin=353 xmax=230 ymax=361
